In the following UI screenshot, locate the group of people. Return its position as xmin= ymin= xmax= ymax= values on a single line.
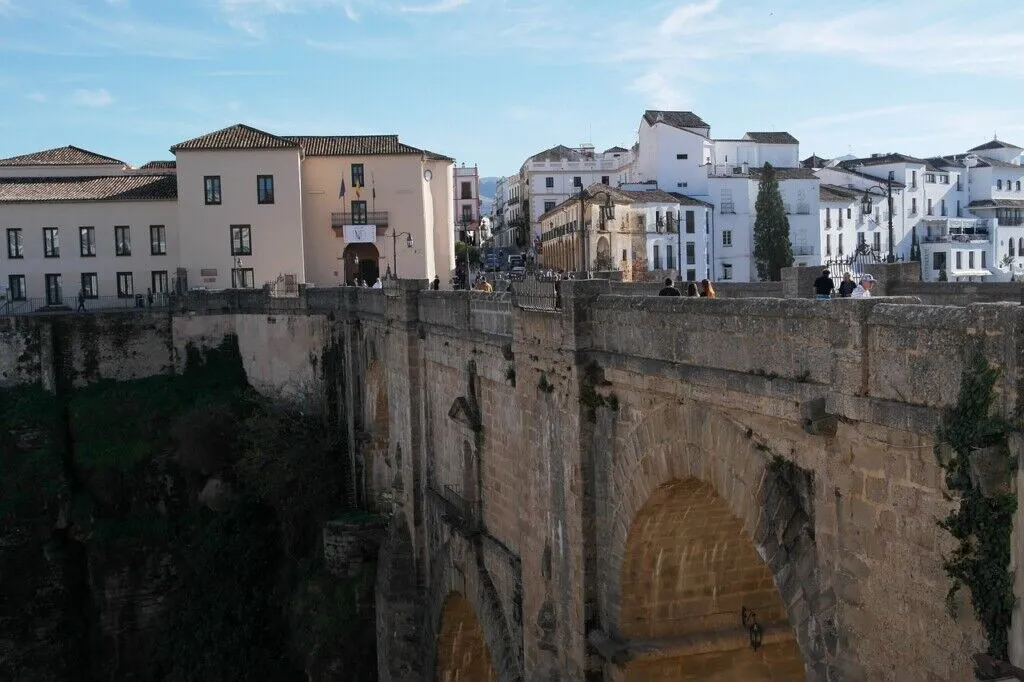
xmin=658 ymin=278 xmax=717 ymax=298
xmin=813 ymin=269 xmax=876 ymax=299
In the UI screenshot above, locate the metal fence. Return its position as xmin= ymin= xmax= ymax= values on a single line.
xmin=0 ymin=293 xmax=171 ymax=316
xmin=510 ymin=277 xmax=561 ymax=310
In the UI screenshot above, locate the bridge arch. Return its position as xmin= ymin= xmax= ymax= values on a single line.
xmin=423 ymin=538 xmax=523 ymax=682
xmin=363 ymin=359 xmax=392 ymax=506
xmin=598 ymin=401 xmax=834 ymax=680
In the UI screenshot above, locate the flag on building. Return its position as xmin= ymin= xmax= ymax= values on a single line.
xmin=355 ymin=183 xmax=362 ymax=199
xmin=339 ymin=179 xmax=346 ymax=199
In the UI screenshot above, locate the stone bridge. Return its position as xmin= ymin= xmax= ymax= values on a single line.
xmin=338 ymin=280 xmax=1023 ymax=682
xmin=2 ymin=278 xmax=1023 ymax=681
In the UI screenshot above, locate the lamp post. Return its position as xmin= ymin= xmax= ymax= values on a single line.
xmin=386 ymin=229 xmax=413 ymax=279
xmin=859 ymin=170 xmax=897 ymax=262
xmin=575 ymin=186 xmax=616 ymax=276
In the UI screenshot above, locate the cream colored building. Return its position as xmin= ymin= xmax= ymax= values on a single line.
xmin=0 ymin=146 xmax=178 ymax=308
xmin=0 ymin=125 xmax=455 ymax=308
xmin=538 ymin=183 xmax=711 ymax=280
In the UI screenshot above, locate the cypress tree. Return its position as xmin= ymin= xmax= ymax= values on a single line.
xmin=753 ymin=163 xmax=794 ymax=281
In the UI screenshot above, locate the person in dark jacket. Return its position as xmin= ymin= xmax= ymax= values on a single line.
xmin=837 ymin=272 xmax=856 ymax=298
xmin=658 ymin=277 xmax=681 ymax=296
xmin=813 ymin=269 xmax=835 ymax=299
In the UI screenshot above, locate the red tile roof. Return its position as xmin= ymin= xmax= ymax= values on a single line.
xmin=0 ymin=175 xmax=177 ymax=203
xmin=170 ymin=124 xmax=300 ymax=152
xmin=0 ymin=145 xmax=124 ymax=167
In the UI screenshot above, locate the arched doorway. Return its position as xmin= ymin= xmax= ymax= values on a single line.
xmin=435 ymin=593 xmax=499 ymax=682
xmin=620 ymin=478 xmax=805 ymax=680
xmin=596 ymin=235 xmax=611 ymax=270
xmin=343 ymin=243 xmax=381 ymax=285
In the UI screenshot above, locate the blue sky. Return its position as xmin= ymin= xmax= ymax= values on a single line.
xmin=1 ymin=0 xmax=1023 ymax=179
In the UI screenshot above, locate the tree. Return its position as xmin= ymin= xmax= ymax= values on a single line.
xmin=454 ymin=241 xmax=481 ymax=267
xmin=938 ymin=267 xmax=948 ymax=282
xmin=752 ymin=163 xmax=794 ymax=281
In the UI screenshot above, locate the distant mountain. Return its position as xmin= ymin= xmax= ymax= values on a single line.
xmin=480 ymin=176 xmax=498 ymax=216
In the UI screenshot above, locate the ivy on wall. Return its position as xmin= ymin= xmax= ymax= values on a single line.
xmin=935 ymin=347 xmax=1017 ymax=660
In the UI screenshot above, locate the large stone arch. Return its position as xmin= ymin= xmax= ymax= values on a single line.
xmin=596 ymin=400 xmax=835 ymax=680
xmin=423 ymin=537 xmax=523 ymax=682
xmin=377 ymin=511 xmax=422 ymax=682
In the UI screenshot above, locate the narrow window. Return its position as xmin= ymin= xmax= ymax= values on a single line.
xmin=257 ymin=175 xmax=275 ymax=204
xmin=115 ymin=226 xmax=131 ymax=256
xmin=6 ymin=228 xmax=23 ymax=258
xmin=79 ymin=226 xmax=96 ymax=257
xmin=204 ymin=175 xmax=222 ymax=205
xmin=116 ymin=272 xmax=134 ymax=298
xmin=43 ymin=227 xmax=60 ymax=258
xmin=230 ymin=225 xmax=252 ymax=256
xmin=231 ymin=268 xmax=255 ymax=288
xmin=351 ymin=163 xmax=365 ymax=188
xmin=80 ymin=273 xmax=98 ymax=298
xmin=150 ymin=225 xmax=167 ymax=255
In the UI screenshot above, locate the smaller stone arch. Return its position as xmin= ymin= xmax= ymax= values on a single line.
xmin=436 ymin=593 xmax=498 ymax=682
xmin=423 ymin=538 xmax=524 ymax=682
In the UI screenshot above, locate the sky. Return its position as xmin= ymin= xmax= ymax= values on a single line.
xmin=1 ymin=0 xmax=1023 ymax=180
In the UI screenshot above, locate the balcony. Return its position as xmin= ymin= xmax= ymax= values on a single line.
xmin=331 ymin=211 xmax=389 ymax=230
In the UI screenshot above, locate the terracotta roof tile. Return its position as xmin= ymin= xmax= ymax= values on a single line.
xmin=282 ymin=135 xmax=454 ymax=161
xmin=0 ymin=145 xmax=124 ymax=167
xmin=642 ymin=110 xmax=710 ymax=130
xmin=745 ymin=132 xmax=799 ymax=144
xmin=820 ymin=184 xmax=857 ymax=203
xmin=969 ymin=139 xmax=1022 ymax=152
xmin=0 ymin=175 xmax=177 ymax=203
xmin=139 ymin=160 xmax=176 ymax=171
xmin=170 ymin=124 xmax=300 ymax=152
xmin=749 ymin=167 xmax=819 ymax=181
xmin=538 ymin=183 xmax=711 ymax=221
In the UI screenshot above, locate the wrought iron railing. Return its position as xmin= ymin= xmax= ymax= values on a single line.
xmin=330 ymin=211 xmax=389 ymax=228
xmin=511 ymin=277 xmax=560 ymax=310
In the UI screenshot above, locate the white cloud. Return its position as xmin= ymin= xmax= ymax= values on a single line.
xmin=25 ymin=91 xmax=47 ymax=102
xmin=72 ymin=88 xmax=113 ymax=107
xmin=399 ymin=0 xmax=468 ymax=14
xmin=657 ymin=0 xmax=719 ymax=36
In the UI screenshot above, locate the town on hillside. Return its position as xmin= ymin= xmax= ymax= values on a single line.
xmin=1 ymin=111 xmax=1021 ymax=311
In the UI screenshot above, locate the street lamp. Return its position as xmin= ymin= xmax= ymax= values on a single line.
xmin=386 ymin=229 xmax=413 ymax=279
xmin=859 ymin=170 xmax=897 ymax=262
xmin=575 ymin=186 xmax=616 ymax=276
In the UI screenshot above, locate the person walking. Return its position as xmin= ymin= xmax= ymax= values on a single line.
xmin=851 ymin=273 xmax=876 ymax=298
xmin=837 ymin=272 xmax=856 ymax=298
xmin=76 ymin=288 xmax=86 ymax=313
xmin=658 ymin=277 xmax=681 ymax=296
xmin=431 ymin=275 xmax=440 ymax=290
xmin=813 ymin=269 xmax=835 ymax=300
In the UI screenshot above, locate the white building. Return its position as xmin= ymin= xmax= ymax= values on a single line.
xmin=0 ymin=123 xmax=456 ymax=308
xmin=453 ymin=163 xmax=481 ymax=245
xmin=631 ymin=111 xmax=817 ymax=282
xmin=814 ymin=140 xmax=1024 ymax=281
xmin=517 ymin=143 xmax=634 ymax=246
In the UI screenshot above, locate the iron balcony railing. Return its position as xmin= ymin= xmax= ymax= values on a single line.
xmin=330 ymin=211 xmax=389 ymax=229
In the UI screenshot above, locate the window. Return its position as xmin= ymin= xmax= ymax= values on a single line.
xmin=116 ymin=272 xmax=134 ymax=298
xmin=1018 ymin=181 xmax=1022 ymax=192
xmin=685 ymin=211 xmax=695 ymax=234
xmin=544 ymin=201 xmax=556 ymax=213
xmin=956 ymin=252 xmax=962 ymax=269
xmin=839 ymin=209 xmax=844 ymax=227
xmin=825 ymin=207 xmax=831 ymax=227
xmin=230 ymin=225 xmax=252 ymax=256
xmin=911 ymin=197 xmax=918 ymax=215
xmin=601 ymin=176 xmax=609 ymax=185
xmin=204 ymin=175 xmax=222 ymax=205
xmin=722 ymin=230 xmax=732 ymax=246
xmin=926 ymin=198 xmax=933 ymax=216
xmin=676 ymin=153 xmax=688 ymax=160
xmin=459 ymin=182 xmax=472 ymax=200
xmin=941 ymin=175 xmax=949 ymax=184
xmin=151 ymin=271 xmax=168 ymax=295
xmin=257 ymin=175 xmax=275 ymax=204
xmin=43 ymin=227 xmax=59 ymax=257
xmin=910 ymin=170 xmax=917 ymax=188
xmin=838 ymin=234 xmax=844 ymax=255
xmin=969 ymin=251 xmax=975 ymax=269
xmin=846 ymin=207 xmax=852 ymax=219
xmin=873 ymin=232 xmax=881 ymax=251
xmin=350 ymin=200 xmax=368 ymax=224
xmin=7 ymin=228 xmax=22 ymax=258
xmin=8 ymin=274 xmax=25 ymax=300
xmin=573 ymin=176 xmax=582 ymax=187
xmin=957 ymin=200 xmax=962 ymax=217
xmin=150 ymin=225 xmax=166 ymax=255
xmin=941 ymin=199 xmax=947 ymax=217
xmin=1011 ymin=240 xmax=1017 ymax=258
xmin=461 ymin=205 xmax=472 ymax=222
xmin=652 ymin=245 xmax=660 ymax=270
xmin=45 ymin=273 xmax=62 ymax=305
xmin=666 ymin=249 xmax=674 ymax=270
xmin=79 ymin=227 xmax=96 ymax=257
xmin=686 ymin=242 xmax=696 ymax=265
xmin=933 ymin=252 xmax=946 ymax=271
xmin=722 ymin=264 xmax=733 ymax=280
xmin=545 ymin=177 xmax=554 ymax=188
xmin=80 ymin=273 xmax=98 ymax=298
xmin=826 ymin=234 xmax=832 ymax=256
xmin=858 ymin=232 xmax=867 ymax=247
xmin=997 ymin=179 xmax=1003 ymax=190
xmin=622 ymin=249 xmax=627 ymax=262
xmin=351 ymin=163 xmax=365 ymax=188
xmin=925 ymin=173 xmax=936 ymax=183
xmin=982 ymin=251 xmax=987 ymax=268
xmin=686 ymin=269 xmax=696 ymax=281
xmin=232 ymin=268 xmax=255 ymax=289
xmin=115 ymin=226 xmax=131 ymax=256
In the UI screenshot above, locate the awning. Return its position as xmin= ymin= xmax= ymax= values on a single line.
xmin=951 ymin=269 xmax=993 ymax=277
